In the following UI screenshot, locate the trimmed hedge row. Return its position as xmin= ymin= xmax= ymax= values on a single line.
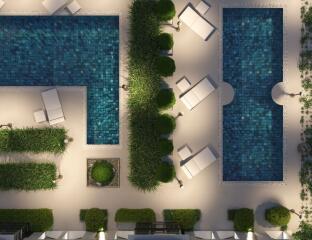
xmin=0 ymin=209 xmax=53 ymax=231
xmin=163 ymin=209 xmax=201 ymax=231
xmin=228 ymin=208 xmax=254 ymax=232
xmin=80 ymin=208 xmax=108 ymax=232
xmin=115 ymin=208 xmax=156 ymax=223
xmin=0 ymin=163 xmax=57 ymax=191
xmin=0 ymin=128 xmax=66 ymax=154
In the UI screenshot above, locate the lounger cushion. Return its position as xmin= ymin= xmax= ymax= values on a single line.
xmin=193 ymin=147 xmax=217 ymax=170
xmin=181 ymin=165 xmax=193 ymax=179
xmin=181 ymin=91 xmax=199 ymax=110
xmin=179 ymin=6 xmax=199 ymax=26
xmin=196 ymin=1 xmax=210 ymax=15
xmin=42 ymin=0 xmax=67 ymax=14
xmin=178 ymin=145 xmax=193 ymax=160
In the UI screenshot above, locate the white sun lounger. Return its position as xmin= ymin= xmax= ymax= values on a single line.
xmin=194 ymin=231 xmax=215 ymax=240
xmin=179 ymin=5 xmax=215 ymax=40
xmin=180 ymin=77 xmax=215 ymax=110
xmin=195 ymin=1 xmax=210 ymax=15
xmin=215 ymin=231 xmax=238 ymax=239
xmin=45 ymin=231 xmax=64 ymax=239
xmin=66 ymin=0 xmax=81 ymax=14
xmin=62 ymin=231 xmax=86 ymax=240
xmin=41 ymin=89 xmax=65 ymax=125
xmin=114 ymin=231 xmax=135 ymax=240
xmin=0 ymin=0 xmax=5 ymax=10
xmin=177 ymin=145 xmax=192 ymax=160
xmin=265 ymin=231 xmax=291 ymax=240
xmin=42 ymin=0 xmax=68 ymax=15
xmin=181 ymin=146 xmax=217 ymax=179
xmin=176 ymin=77 xmax=191 ymax=93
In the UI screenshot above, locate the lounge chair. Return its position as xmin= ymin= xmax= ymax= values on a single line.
xmin=45 ymin=231 xmax=64 ymax=239
xmin=177 ymin=145 xmax=192 ymax=160
xmin=41 ymin=89 xmax=65 ymax=125
xmin=114 ymin=231 xmax=135 ymax=240
xmin=34 ymin=109 xmax=47 ymax=123
xmin=235 ymin=232 xmax=255 ymax=240
xmin=180 ymin=77 xmax=216 ymax=110
xmin=194 ymin=231 xmax=215 ymax=240
xmin=181 ymin=146 xmax=217 ymax=179
xmin=179 ymin=5 xmax=215 ymax=40
xmin=42 ymin=0 xmax=68 ymax=15
xmin=0 ymin=0 xmax=5 ymax=10
xmin=265 ymin=231 xmax=291 ymax=240
xmin=62 ymin=231 xmax=86 ymax=240
xmin=215 ymin=231 xmax=238 ymax=239
xmin=176 ymin=77 xmax=191 ymax=93
xmin=66 ymin=0 xmax=81 ymax=15
xmin=195 ymin=1 xmax=210 ymax=15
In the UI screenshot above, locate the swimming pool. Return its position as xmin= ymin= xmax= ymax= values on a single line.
xmin=222 ymin=8 xmax=283 ymax=181
xmin=0 ymin=16 xmax=119 ymax=145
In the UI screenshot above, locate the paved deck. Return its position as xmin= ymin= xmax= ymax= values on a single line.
xmin=0 ymin=0 xmax=303 ymax=237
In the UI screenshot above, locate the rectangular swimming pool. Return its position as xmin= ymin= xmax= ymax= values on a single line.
xmin=222 ymin=8 xmax=283 ymax=181
xmin=0 ymin=16 xmax=119 ymax=144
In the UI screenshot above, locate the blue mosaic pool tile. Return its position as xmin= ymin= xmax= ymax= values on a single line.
xmin=0 ymin=16 xmax=119 ymax=144
xmin=223 ymin=8 xmax=283 ymax=181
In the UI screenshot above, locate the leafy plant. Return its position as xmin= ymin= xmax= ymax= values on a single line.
xmin=156 ymin=114 xmax=176 ymax=135
xmin=0 ymin=209 xmax=53 ymax=232
xmin=156 ymin=0 xmax=176 ymax=21
xmin=293 ymin=222 xmax=312 ymax=240
xmin=0 ymin=163 xmax=56 ymax=191
xmin=115 ymin=208 xmax=156 ymax=223
xmin=158 ymin=33 xmax=174 ymax=50
xmin=300 ymin=161 xmax=312 ymax=195
xmin=159 ymin=138 xmax=174 ymax=156
xmin=265 ymin=206 xmax=290 ymax=227
xmin=156 ymin=56 xmax=176 ymax=77
xmin=156 ymin=161 xmax=176 ymax=183
xmin=84 ymin=208 xmax=108 ymax=232
xmin=157 ymin=89 xmax=176 ymax=110
xmin=232 ymin=208 xmax=254 ymax=232
xmin=163 ymin=209 xmax=201 ymax=231
xmin=91 ymin=161 xmax=115 ymax=185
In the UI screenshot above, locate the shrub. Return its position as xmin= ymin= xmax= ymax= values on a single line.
xmin=0 ymin=209 xmax=53 ymax=231
xmin=80 ymin=209 xmax=107 ymax=221
xmin=156 ymin=114 xmax=176 ymax=135
xmin=156 ymin=161 xmax=176 ymax=183
xmin=293 ymin=222 xmax=312 ymax=240
xmin=115 ymin=208 xmax=156 ymax=223
xmin=163 ymin=209 xmax=201 ymax=231
xmin=232 ymin=208 xmax=254 ymax=232
xmin=156 ymin=0 xmax=176 ymax=21
xmin=128 ymin=0 xmax=163 ymax=191
xmin=91 ymin=161 xmax=115 ymax=185
xmin=158 ymin=33 xmax=174 ymax=50
xmin=84 ymin=208 xmax=108 ymax=232
xmin=157 ymin=89 xmax=176 ymax=110
xmin=0 ymin=163 xmax=56 ymax=191
xmin=265 ymin=206 xmax=290 ymax=227
xmin=0 ymin=128 xmax=66 ymax=154
xmin=156 ymin=56 xmax=176 ymax=77
xmin=300 ymin=161 xmax=312 ymax=195
xmin=159 ymin=138 xmax=174 ymax=156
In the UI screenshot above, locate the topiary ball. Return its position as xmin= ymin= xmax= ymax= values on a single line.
xmin=157 ymin=88 xmax=176 ymax=110
xmin=85 ymin=208 xmax=107 ymax=232
xmin=159 ymin=138 xmax=174 ymax=156
xmin=156 ymin=56 xmax=176 ymax=77
xmin=265 ymin=206 xmax=291 ymax=227
xmin=156 ymin=0 xmax=176 ymax=21
xmin=156 ymin=114 xmax=176 ymax=135
xmin=233 ymin=208 xmax=254 ymax=232
xmin=158 ymin=33 xmax=174 ymax=50
xmin=91 ymin=161 xmax=115 ymax=186
xmin=156 ymin=161 xmax=176 ymax=183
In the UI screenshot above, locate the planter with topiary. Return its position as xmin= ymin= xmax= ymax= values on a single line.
xmin=157 ymin=88 xmax=176 ymax=110
xmin=156 ymin=114 xmax=176 ymax=135
xmin=156 ymin=0 xmax=176 ymax=21
xmin=156 ymin=56 xmax=176 ymax=77
xmin=265 ymin=206 xmax=291 ymax=229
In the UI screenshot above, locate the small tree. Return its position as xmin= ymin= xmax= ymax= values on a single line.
xmin=156 ymin=0 xmax=176 ymax=21
xmin=265 ymin=206 xmax=290 ymax=228
xmin=85 ymin=208 xmax=107 ymax=232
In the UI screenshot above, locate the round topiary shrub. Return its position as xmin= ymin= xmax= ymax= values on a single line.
xmin=156 ymin=114 xmax=176 ymax=135
xmin=156 ymin=0 xmax=176 ymax=21
xmin=91 ymin=161 xmax=115 ymax=186
xmin=156 ymin=161 xmax=176 ymax=183
xmin=158 ymin=33 xmax=174 ymax=51
xmin=159 ymin=138 xmax=174 ymax=156
xmin=265 ymin=206 xmax=291 ymax=227
xmin=157 ymin=89 xmax=176 ymax=110
xmin=233 ymin=208 xmax=254 ymax=232
xmin=85 ymin=208 xmax=107 ymax=232
xmin=156 ymin=56 xmax=176 ymax=77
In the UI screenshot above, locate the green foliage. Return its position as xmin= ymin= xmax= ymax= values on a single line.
xmin=80 ymin=209 xmax=107 ymax=221
xmin=0 ymin=128 xmax=66 ymax=154
xmin=0 ymin=209 xmax=53 ymax=232
xmin=0 ymin=163 xmax=56 ymax=191
xmin=303 ymin=7 xmax=312 ymax=26
xmin=156 ymin=114 xmax=176 ymax=135
xmin=157 ymin=89 xmax=176 ymax=110
xmin=156 ymin=56 xmax=176 ymax=77
xmin=293 ymin=222 xmax=312 ymax=240
xmin=159 ymin=138 xmax=174 ymax=156
xmin=163 ymin=209 xmax=201 ymax=231
xmin=84 ymin=208 xmax=108 ymax=232
xmin=302 ymin=77 xmax=312 ymax=90
xmin=115 ymin=208 xmax=156 ymax=223
xmin=158 ymin=33 xmax=174 ymax=50
xmin=156 ymin=0 xmax=176 ymax=21
xmin=91 ymin=161 xmax=115 ymax=185
xmin=265 ymin=206 xmax=291 ymax=227
xmin=156 ymin=161 xmax=176 ymax=183
xmin=300 ymin=161 xmax=312 ymax=195
xmin=232 ymin=208 xmax=254 ymax=232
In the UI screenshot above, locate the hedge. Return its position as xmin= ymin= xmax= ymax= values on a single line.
xmin=156 ymin=161 xmax=176 ymax=183
xmin=159 ymin=138 xmax=174 ymax=156
xmin=80 ymin=209 xmax=107 ymax=221
xmin=0 ymin=209 xmax=53 ymax=232
xmin=231 ymin=208 xmax=254 ymax=232
xmin=157 ymin=89 xmax=176 ymax=111
xmin=84 ymin=208 xmax=108 ymax=232
xmin=115 ymin=208 xmax=156 ymax=223
xmin=0 ymin=163 xmax=57 ymax=191
xmin=156 ymin=56 xmax=176 ymax=77
xmin=265 ymin=206 xmax=290 ymax=227
xmin=158 ymin=33 xmax=174 ymax=50
xmin=156 ymin=114 xmax=176 ymax=135
xmin=0 ymin=128 xmax=66 ymax=154
xmin=293 ymin=222 xmax=312 ymax=240
xmin=163 ymin=209 xmax=201 ymax=231
xmin=156 ymin=0 xmax=176 ymax=21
